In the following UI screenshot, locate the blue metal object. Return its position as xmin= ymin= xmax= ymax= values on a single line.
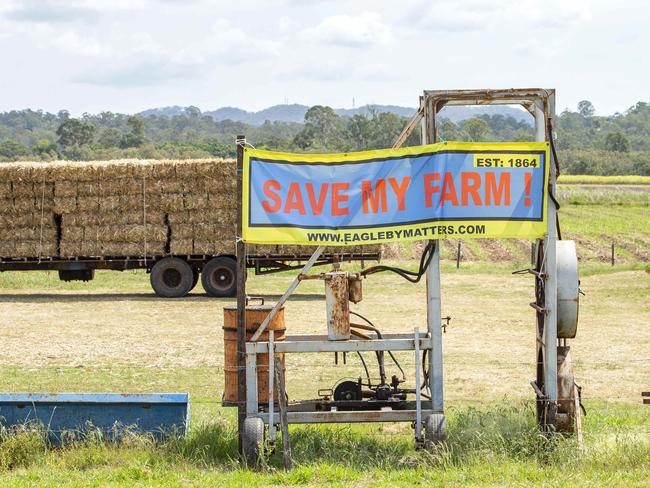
xmin=0 ymin=393 xmax=189 ymax=443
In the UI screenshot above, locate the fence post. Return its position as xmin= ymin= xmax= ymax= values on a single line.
xmin=456 ymin=242 xmax=461 ymax=269
xmin=611 ymin=243 xmax=615 ymax=266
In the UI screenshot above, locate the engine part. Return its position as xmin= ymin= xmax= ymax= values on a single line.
xmin=557 ymin=240 xmax=579 ymax=338
xmin=333 ymin=380 xmax=362 ymax=401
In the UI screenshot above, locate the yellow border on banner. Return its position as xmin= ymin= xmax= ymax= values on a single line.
xmin=242 ymin=141 xmax=550 ymax=245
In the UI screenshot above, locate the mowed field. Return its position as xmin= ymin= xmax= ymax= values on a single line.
xmin=0 ymin=183 xmax=648 ymax=486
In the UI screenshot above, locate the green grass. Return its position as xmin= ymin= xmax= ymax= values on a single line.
xmin=0 ymin=402 xmax=648 ymax=486
xmin=558 ymin=175 xmax=650 ymax=185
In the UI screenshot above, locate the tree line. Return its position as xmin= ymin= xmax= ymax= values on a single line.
xmin=0 ymin=100 xmax=648 ymax=175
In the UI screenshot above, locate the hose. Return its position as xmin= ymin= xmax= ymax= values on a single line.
xmin=361 ymin=241 xmax=435 ymax=284
xmin=350 ymin=311 xmax=406 ymax=382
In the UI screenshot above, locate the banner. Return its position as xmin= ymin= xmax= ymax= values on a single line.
xmin=242 ymin=141 xmax=550 ymax=245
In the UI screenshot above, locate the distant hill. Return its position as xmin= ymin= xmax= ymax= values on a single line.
xmin=139 ymin=104 xmax=532 ymax=125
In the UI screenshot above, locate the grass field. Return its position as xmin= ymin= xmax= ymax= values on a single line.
xmin=557 ymin=175 xmax=650 ymax=185
xmin=0 ymin=184 xmax=648 ymax=486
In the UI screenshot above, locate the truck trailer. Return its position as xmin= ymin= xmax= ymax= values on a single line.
xmin=0 ymin=158 xmax=379 ymax=297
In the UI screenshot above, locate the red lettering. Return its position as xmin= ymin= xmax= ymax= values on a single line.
xmin=306 ymin=183 xmax=328 ymax=216
xmin=361 ymin=179 xmax=387 ymax=214
xmin=424 ymin=173 xmax=440 ymax=208
xmin=485 ymin=172 xmax=510 ymax=206
xmin=284 ymin=182 xmax=306 ymax=215
xmin=262 ymin=179 xmax=281 ymax=213
xmin=461 ymin=172 xmax=482 ymax=206
xmin=440 ymin=172 xmax=458 ymax=206
xmin=331 ymin=182 xmax=349 ymax=216
xmin=389 ymin=176 xmax=410 ymax=211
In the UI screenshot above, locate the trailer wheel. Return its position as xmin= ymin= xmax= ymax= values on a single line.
xmin=191 ymin=269 xmax=199 ymax=291
xmin=424 ymin=413 xmax=447 ymax=449
xmin=201 ymin=257 xmax=237 ymax=297
xmin=243 ymin=417 xmax=265 ymax=467
xmin=150 ymin=257 xmax=194 ymax=298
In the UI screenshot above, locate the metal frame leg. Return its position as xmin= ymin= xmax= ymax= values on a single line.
xmin=427 ymin=241 xmax=444 ymax=413
xmin=245 ymin=349 xmax=258 ymax=416
xmin=268 ymin=330 xmax=276 ymax=443
xmin=414 ymin=328 xmax=422 ymax=445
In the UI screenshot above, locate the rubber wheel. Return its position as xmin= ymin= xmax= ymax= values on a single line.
xmin=201 ymin=257 xmax=237 ymax=297
xmin=243 ymin=417 xmax=265 ymax=467
xmin=424 ymin=414 xmax=447 ymax=449
xmin=190 ymin=269 xmax=199 ymax=291
xmin=150 ymin=257 xmax=194 ymax=298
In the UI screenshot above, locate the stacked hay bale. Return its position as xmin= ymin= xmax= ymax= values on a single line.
xmin=0 ymin=159 xmax=237 ymax=258
xmin=0 ymin=159 xmax=380 ymax=259
xmin=0 ymin=170 xmax=57 ymax=257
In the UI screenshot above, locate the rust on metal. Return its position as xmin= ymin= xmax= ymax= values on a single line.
xmin=348 ymin=276 xmax=363 ymax=304
xmin=223 ymin=305 xmax=286 ymax=405
xmin=555 ymin=346 xmax=576 ymax=433
xmin=324 ymin=271 xmax=350 ymax=341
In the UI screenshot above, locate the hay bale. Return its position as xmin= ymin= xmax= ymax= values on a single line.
xmin=0 ymin=183 xmax=11 ymax=199
xmin=62 ymin=211 xmax=164 ymax=227
xmin=0 ymin=241 xmax=14 ymax=256
xmin=168 ymin=208 xmax=237 ymax=225
xmin=54 ymin=180 xmax=77 ymax=198
xmin=11 ymin=226 xmax=57 ymax=241
xmin=54 ymin=197 xmax=77 ymax=214
xmin=208 ymin=192 xmax=238 ymax=209
xmin=183 ymin=193 xmax=210 ymax=211
xmin=170 ymin=238 xmax=193 ymax=255
xmin=193 ymin=240 xmax=235 ymax=255
xmin=13 ymin=240 xmax=57 ymax=257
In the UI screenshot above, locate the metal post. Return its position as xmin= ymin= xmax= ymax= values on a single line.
xmin=275 ymin=357 xmax=292 ymax=469
xmin=536 ymin=101 xmax=558 ymax=410
xmin=427 ymin=242 xmax=444 ymax=412
xmin=611 ymin=242 xmax=615 ymax=266
xmin=268 ymin=330 xmax=276 ymax=443
xmin=245 ymin=348 xmax=258 ymax=416
xmin=235 ymin=134 xmax=247 ymax=459
xmin=456 ymin=242 xmax=461 ymax=268
xmin=414 ymin=328 xmax=422 ymax=444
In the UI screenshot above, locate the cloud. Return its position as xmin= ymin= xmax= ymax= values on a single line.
xmin=406 ymin=0 xmax=592 ymax=33
xmin=4 ymin=0 xmax=99 ymax=23
xmin=276 ymin=59 xmax=403 ymax=83
xmin=74 ymin=57 xmax=202 ymax=87
xmin=301 ymin=11 xmax=393 ymax=48
xmin=3 ymin=0 xmax=148 ymax=23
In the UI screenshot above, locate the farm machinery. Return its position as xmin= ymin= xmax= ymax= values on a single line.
xmin=229 ymin=88 xmax=583 ymax=464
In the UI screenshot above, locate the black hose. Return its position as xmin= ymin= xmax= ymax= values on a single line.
xmin=350 ymin=311 xmax=406 ymax=382
xmin=361 ymin=241 xmax=435 ymax=284
xmin=356 ymin=352 xmax=371 ymax=388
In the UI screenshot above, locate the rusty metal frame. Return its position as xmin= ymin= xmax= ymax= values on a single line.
xmin=239 ymin=89 xmax=562 ymax=454
xmin=393 ymin=88 xmax=560 ymax=431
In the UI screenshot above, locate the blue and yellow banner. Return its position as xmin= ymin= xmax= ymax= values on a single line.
xmin=242 ymin=141 xmax=549 ymax=245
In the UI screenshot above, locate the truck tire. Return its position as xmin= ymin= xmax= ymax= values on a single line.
xmin=150 ymin=257 xmax=194 ymax=298
xmin=191 ymin=269 xmax=199 ymax=291
xmin=201 ymin=257 xmax=237 ymax=297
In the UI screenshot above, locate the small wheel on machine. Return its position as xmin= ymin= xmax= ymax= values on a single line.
xmin=424 ymin=413 xmax=447 ymax=449
xmin=150 ymin=257 xmax=194 ymax=298
xmin=201 ymin=256 xmax=237 ymax=297
xmin=243 ymin=417 xmax=265 ymax=467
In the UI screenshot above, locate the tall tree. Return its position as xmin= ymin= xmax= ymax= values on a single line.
xmin=121 ymin=116 xmax=146 ymax=148
xmin=577 ymin=100 xmax=595 ymax=118
xmin=604 ymin=131 xmax=629 ymax=152
xmin=56 ymin=118 xmax=95 ymax=147
xmin=462 ymin=118 xmax=489 ymax=142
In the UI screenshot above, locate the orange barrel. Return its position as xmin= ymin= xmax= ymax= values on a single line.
xmin=223 ymin=305 xmax=286 ymax=406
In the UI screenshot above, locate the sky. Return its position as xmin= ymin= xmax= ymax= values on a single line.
xmin=0 ymin=0 xmax=647 ymax=116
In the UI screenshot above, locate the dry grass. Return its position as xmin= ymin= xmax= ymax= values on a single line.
xmin=0 ymin=266 xmax=646 ymax=405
